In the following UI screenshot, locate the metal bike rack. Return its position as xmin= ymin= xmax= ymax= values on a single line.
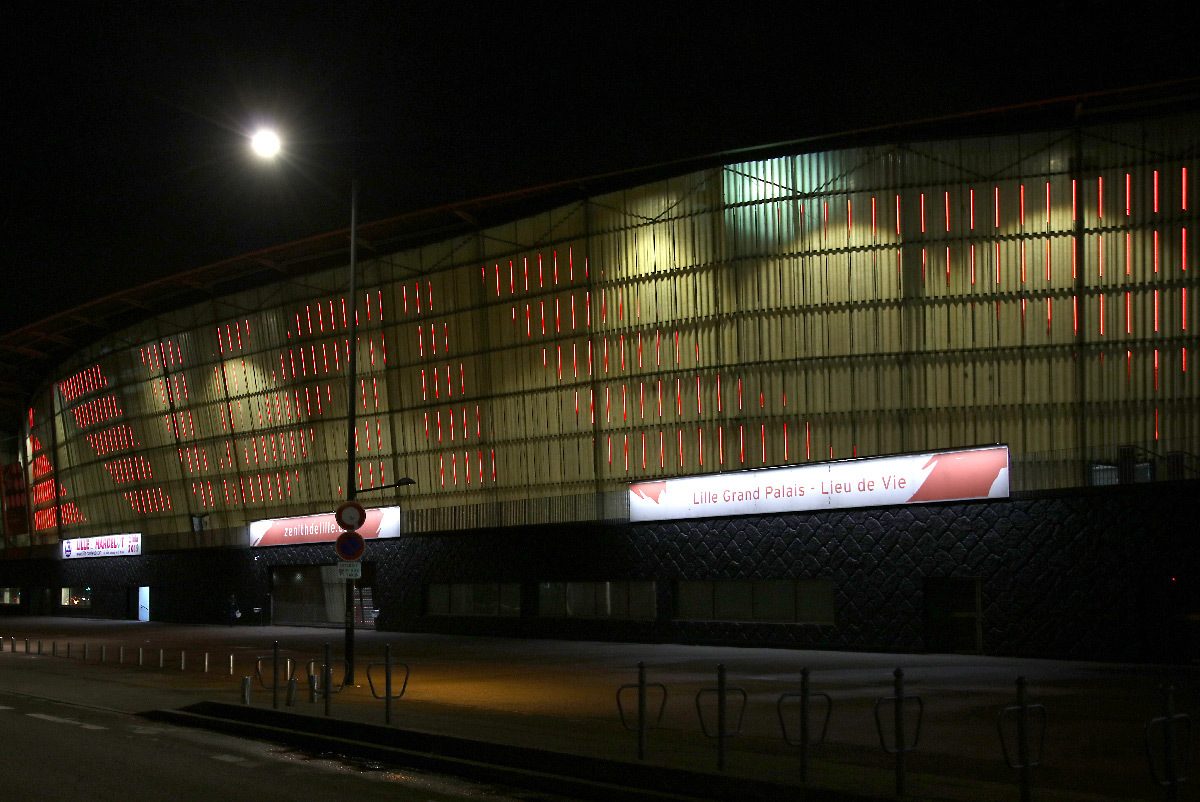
xmin=617 ymin=661 xmax=668 ymax=760
xmin=997 ymin=676 xmax=1046 ymax=802
xmin=695 ymin=664 xmax=747 ymax=771
xmin=1146 ymin=684 xmax=1191 ymax=800
xmin=777 ymin=667 xmax=832 ymax=783
xmin=874 ymin=667 xmax=924 ymax=798
xmin=366 ymin=644 xmax=410 ymax=725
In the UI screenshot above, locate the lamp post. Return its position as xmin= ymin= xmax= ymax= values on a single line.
xmin=250 ymin=129 xmax=411 ymax=685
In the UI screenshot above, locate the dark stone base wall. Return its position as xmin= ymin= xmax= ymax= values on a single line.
xmin=1 ymin=481 xmax=1196 ymax=663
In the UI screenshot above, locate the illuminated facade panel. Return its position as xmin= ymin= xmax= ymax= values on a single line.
xmin=12 ymin=114 xmax=1199 ymax=547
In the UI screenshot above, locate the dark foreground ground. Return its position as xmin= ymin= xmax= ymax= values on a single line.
xmin=0 ymin=617 xmax=1195 ymax=801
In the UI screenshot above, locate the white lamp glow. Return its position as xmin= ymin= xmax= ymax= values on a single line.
xmin=250 ymin=129 xmax=281 ymax=158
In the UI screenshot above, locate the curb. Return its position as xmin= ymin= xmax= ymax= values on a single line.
xmin=146 ymin=702 xmax=880 ymax=802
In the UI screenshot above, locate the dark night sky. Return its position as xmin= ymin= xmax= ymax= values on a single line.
xmin=1 ymin=4 xmax=1195 ymax=335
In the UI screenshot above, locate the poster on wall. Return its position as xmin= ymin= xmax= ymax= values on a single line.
xmin=629 ymin=445 xmax=1009 ymax=523
xmin=61 ymin=533 xmax=141 ymax=559
xmin=249 ymin=506 xmax=404 ymax=547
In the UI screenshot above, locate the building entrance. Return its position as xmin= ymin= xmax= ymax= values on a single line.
xmin=270 ymin=564 xmax=376 ymax=626
xmin=924 ymin=577 xmax=983 ymax=653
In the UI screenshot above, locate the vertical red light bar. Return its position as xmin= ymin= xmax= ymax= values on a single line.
xmin=1184 ymin=167 xmax=1189 ymax=210
xmin=1071 ymin=180 xmax=1077 ymax=221
xmin=920 ymin=193 xmax=925 ymax=233
xmin=871 ymin=196 xmax=876 ymax=236
xmin=994 ymin=187 xmax=1000 ymax=228
xmin=1154 ymin=230 xmax=1160 ymax=273
xmin=895 ymin=194 xmax=901 ymax=235
xmin=1125 ymin=173 xmax=1131 ymax=216
xmin=969 ymin=189 xmax=975 ymax=229
xmin=1020 ymin=184 xmax=1025 ymax=225
xmin=1154 ymin=170 xmax=1159 ymax=213
xmin=1097 ymin=176 xmax=1103 ymax=219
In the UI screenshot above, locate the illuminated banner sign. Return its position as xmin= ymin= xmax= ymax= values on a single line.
xmin=61 ymin=533 xmax=141 ymax=559
xmin=249 ymin=506 xmax=404 ymax=548
xmin=629 ymin=446 xmax=1009 ymax=522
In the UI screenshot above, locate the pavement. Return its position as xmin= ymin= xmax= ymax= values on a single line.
xmin=0 ymin=617 xmax=1195 ymax=801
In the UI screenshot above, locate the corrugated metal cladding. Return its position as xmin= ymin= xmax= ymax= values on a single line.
xmin=15 ymin=113 xmax=1200 ymax=548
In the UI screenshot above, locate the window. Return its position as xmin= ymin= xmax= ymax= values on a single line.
xmin=60 ymin=587 xmax=91 ymax=608
xmin=675 ymin=579 xmax=834 ymax=624
xmin=426 ymin=583 xmax=520 ymax=616
xmin=0 ymin=588 xmax=19 ymax=605
xmin=538 ymin=581 xmax=656 ymax=620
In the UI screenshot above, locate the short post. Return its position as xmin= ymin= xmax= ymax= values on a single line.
xmin=67 ymin=642 xmax=71 ymax=659
xmin=180 ymin=651 xmax=186 ymax=671
xmin=272 ymin=641 xmax=280 ymax=710
xmin=241 ymin=676 xmax=251 ymax=705
xmin=100 ymin=645 xmax=106 ymax=663
xmin=82 ymin=643 xmax=88 ymax=662
xmin=229 ymin=654 xmax=234 ymax=676
xmin=309 ymin=673 xmax=318 ymax=704
xmin=1146 ymin=684 xmax=1192 ymax=800
xmin=158 ymin=648 xmax=165 ymax=669
xmin=286 ymin=677 xmax=298 ymax=706
xmin=323 ymin=642 xmax=332 ymax=717
xmin=637 ymin=661 xmax=648 ymax=760
xmin=138 ymin=647 xmax=144 ymax=667
xmin=37 ymin=640 xmax=43 ymax=655
xmin=52 ymin=641 xmax=57 ymax=657
xmin=24 ymin=638 xmax=29 ymax=653
xmin=1016 ymin=678 xmax=1031 ymax=801
xmin=893 ymin=668 xmax=905 ymax=797
xmin=119 ymin=646 xmax=125 ymax=664
xmin=873 ymin=668 xmax=923 ymax=798
xmin=204 ymin=652 xmax=209 ymax=673
xmin=384 ymin=644 xmax=393 ymax=725
xmin=717 ymin=663 xmax=728 ymax=771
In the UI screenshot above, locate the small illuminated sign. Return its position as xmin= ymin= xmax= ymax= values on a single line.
xmin=249 ymin=506 xmax=404 ymax=548
xmin=61 ymin=533 xmax=141 ymax=559
xmin=629 ymin=445 xmax=1009 ymax=522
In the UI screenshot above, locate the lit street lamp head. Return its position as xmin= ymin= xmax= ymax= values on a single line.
xmin=250 ymin=129 xmax=281 ymax=158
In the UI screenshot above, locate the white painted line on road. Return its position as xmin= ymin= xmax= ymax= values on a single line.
xmin=26 ymin=713 xmax=107 ymax=730
xmin=211 ymin=754 xmax=249 ymax=763
xmin=0 ymin=705 xmax=13 ymax=710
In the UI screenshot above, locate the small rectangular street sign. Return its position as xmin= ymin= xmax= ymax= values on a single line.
xmin=336 ymin=561 xmax=362 ymax=580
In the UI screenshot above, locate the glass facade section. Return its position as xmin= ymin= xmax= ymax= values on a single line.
xmin=12 ymin=114 xmax=1200 ymax=547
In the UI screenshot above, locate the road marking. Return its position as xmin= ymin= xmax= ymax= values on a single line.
xmin=26 ymin=713 xmax=107 ymax=730
xmin=0 ymin=705 xmax=13 ymax=710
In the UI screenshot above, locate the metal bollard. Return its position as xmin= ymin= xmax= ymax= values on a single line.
xmin=83 ymin=643 xmax=88 ymax=662
xmin=1146 ymin=684 xmax=1192 ymax=800
xmin=998 ymin=676 xmax=1047 ymax=802
xmin=309 ymin=673 xmax=318 ymax=704
xmin=617 ymin=661 xmax=668 ymax=761
xmin=272 ymin=641 xmax=280 ymax=710
xmin=229 ymin=654 xmax=234 ymax=676
xmin=180 ymin=651 xmax=186 ymax=671
xmin=67 ymin=642 xmax=71 ymax=659
xmin=158 ymin=648 xmax=165 ymax=669
xmin=323 ymin=642 xmax=332 ymax=717
xmin=286 ymin=677 xmax=298 ymax=706
xmin=25 ymin=639 xmax=29 ymax=653
xmin=138 ymin=647 xmax=144 ymax=667
xmin=52 ymin=641 xmax=57 ymax=657
xmin=204 ymin=652 xmax=209 ymax=673
xmin=874 ymin=668 xmax=924 ymax=798
xmin=778 ymin=667 xmax=833 ymax=784
xmin=38 ymin=640 xmax=43 ymax=655
xmin=241 ymin=676 xmax=251 ymax=705
xmin=101 ymin=645 xmax=106 ymax=663
xmin=119 ymin=646 xmax=125 ymax=665
xmin=695 ymin=664 xmax=747 ymax=772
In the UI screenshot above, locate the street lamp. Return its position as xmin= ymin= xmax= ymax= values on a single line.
xmin=249 ymin=128 xmax=411 ymax=684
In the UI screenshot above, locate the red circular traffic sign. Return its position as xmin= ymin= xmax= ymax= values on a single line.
xmin=334 ymin=531 xmax=366 ymax=561
xmin=335 ymin=501 xmax=367 ymax=531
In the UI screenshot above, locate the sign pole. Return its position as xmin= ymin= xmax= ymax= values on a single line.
xmin=343 ymin=178 xmax=359 ymax=686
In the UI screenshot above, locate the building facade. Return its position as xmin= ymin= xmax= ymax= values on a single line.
xmin=1 ymin=101 xmax=1197 ymax=661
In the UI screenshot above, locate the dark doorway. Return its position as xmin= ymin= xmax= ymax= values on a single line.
xmin=924 ymin=577 xmax=983 ymax=653
xmin=270 ymin=563 xmax=376 ymax=626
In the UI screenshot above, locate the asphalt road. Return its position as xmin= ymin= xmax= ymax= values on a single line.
xmin=0 ymin=671 xmax=572 ymax=801
xmin=1 ymin=618 xmax=1197 ymax=801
